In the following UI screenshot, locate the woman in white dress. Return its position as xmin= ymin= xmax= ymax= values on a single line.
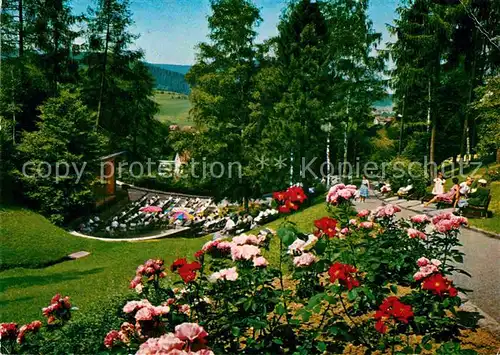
xmin=432 ymin=172 xmax=446 ymax=195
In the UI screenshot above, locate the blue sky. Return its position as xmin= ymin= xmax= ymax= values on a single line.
xmin=71 ymin=0 xmax=399 ymax=65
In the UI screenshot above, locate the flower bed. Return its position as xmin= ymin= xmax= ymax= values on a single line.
xmin=2 ymin=185 xmax=499 ymax=354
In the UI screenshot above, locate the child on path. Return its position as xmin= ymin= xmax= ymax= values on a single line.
xmin=359 ymin=175 xmax=370 ymax=202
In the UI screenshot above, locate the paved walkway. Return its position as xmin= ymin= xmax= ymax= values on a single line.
xmin=69 ymin=227 xmax=190 ymax=242
xmin=354 ymin=195 xmax=500 ymax=322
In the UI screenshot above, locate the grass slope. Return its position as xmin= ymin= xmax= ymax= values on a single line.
xmin=0 ymin=202 xmax=328 ymax=323
xmin=154 ymin=91 xmax=193 ymax=126
xmin=0 ymin=207 xmax=211 ymax=323
xmin=0 ymin=208 xmax=97 ymax=269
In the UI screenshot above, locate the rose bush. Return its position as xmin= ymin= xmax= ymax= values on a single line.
xmin=3 ymin=184 xmax=483 ymax=354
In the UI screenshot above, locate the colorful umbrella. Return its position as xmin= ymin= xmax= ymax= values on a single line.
xmin=172 ymin=211 xmax=194 ymax=220
xmin=140 ymin=206 xmax=162 ymax=213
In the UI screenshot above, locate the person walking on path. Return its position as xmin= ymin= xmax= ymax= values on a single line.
xmin=359 ymin=175 xmax=370 ymax=203
xmin=432 ymin=171 xmax=446 ymax=195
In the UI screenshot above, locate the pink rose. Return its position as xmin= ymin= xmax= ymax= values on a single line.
xmin=417 ymin=257 xmax=430 ymax=267
xmin=136 ymin=265 xmax=146 ymax=275
xmin=349 ymin=219 xmax=358 ymax=226
xmin=232 ymin=234 xmax=265 ymax=246
xmin=129 ymin=276 xmax=142 ymax=289
xmin=432 ymin=212 xmax=454 ymax=225
xmin=413 ymin=264 xmax=438 ymax=281
xmin=287 ymin=238 xmax=306 ymax=254
xmin=216 ymin=241 xmax=234 ymax=252
xmin=178 ymin=304 xmax=190 ymax=315
xmin=253 ymin=256 xmax=268 ymax=267
xmin=136 ymin=333 xmax=184 ymax=354
xmin=103 ymin=330 xmax=120 ymax=349
xmin=413 ymin=257 xmax=441 ymax=281
xmin=153 ymin=305 xmax=170 ymax=316
xmin=407 ymin=228 xmax=426 ymax=240
xmin=338 ymin=189 xmax=354 ymax=199
xmin=123 ymin=301 xmax=140 ymax=314
xmin=385 ymin=205 xmax=395 ymax=215
xmin=340 ymin=227 xmax=350 ymax=235
xmin=411 ymin=214 xmax=430 ymax=224
xmin=135 ymin=307 xmax=154 ymax=321
xmin=220 ymin=267 xmax=239 ymax=281
xmin=430 ymin=259 xmax=442 ymax=267
xmin=413 ymin=272 xmax=424 ymax=281
xmin=375 ymin=204 xmax=401 ymax=219
xmin=293 ymin=253 xmax=317 ymax=267
xmin=194 ymin=350 xmax=215 ymax=355
xmin=174 ymin=322 xmax=208 ymax=342
xmin=359 ymin=221 xmax=374 ymax=229
xmin=209 ymin=267 xmax=239 ymax=282
xmin=231 ymin=244 xmax=261 ymax=261
xmin=357 ymin=209 xmax=370 ymax=218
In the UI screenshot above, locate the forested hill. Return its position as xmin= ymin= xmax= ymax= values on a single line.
xmin=145 ymin=63 xmax=191 ymax=94
xmin=148 ymin=63 xmax=192 ymax=75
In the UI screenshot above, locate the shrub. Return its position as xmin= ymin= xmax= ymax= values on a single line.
xmin=4 ymin=185 xmax=481 ymax=354
xmin=15 ymin=89 xmax=106 ymax=224
xmin=385 ymin=157 xmax=427 ymax=198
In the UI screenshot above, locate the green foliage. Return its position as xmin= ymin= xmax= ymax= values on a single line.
xmin=385 ymin=157 xmax=427 ymax=197
xmin=472 ymin=76 xmax=500 ymax=161
xmin=388 ymin=0 xmax=500 ymax=163
xmin=82 ymin=0 xmax=159 ymax=157
xmin=37 ymin=297 xmax=126 ymax=355
xmin=182 ymin=0 xmax=262 ymax=202
xmin=369 ymin=127 xmax=398 ymax=163
xmin=15 ymin=89 xmax=106 ymax=224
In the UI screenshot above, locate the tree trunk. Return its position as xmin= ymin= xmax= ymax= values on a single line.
xmin=497 ymin=148 xmax=500 ymax=164
xmin=426 ymin=78 xmax=431 ymax=134
xmin=96 ymin=0 xmax=111 ymax=129
xmin=398 ymin=92 xmax=406 ymax=155
xmin=18 ymin=0 xmax=23 ymax=58
xmin=460 ymin=27 xmax=478 ymax=161
xmin=428 ymin=79 xmax=436 ymax=178
xmin=52 ymin=2 xmax=61 ymax=91
xmin=11 ymin=67 xmax=16 ymax=144
xmin=342 ymin=92 xmax=350 ymax=177
xmin=326 ymin=123 xmax=331 ymax=186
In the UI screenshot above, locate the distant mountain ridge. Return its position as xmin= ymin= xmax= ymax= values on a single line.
xmin=148 ymin=63 xmax=192 ymax=75
xmin=145 ymin=63 xmax=191 ymax=95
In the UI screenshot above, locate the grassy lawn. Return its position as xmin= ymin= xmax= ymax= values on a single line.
xmin=468 ymin=180 xmax=499 ymax=233
xmin=0 ymin=207 xmax=211 ymax=323
xmin=153 ymin=91 xmax=193 ymax=126
xmin=0 ymin=202 xmax=329 ymax=324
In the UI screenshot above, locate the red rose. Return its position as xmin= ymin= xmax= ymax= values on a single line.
xmin=422 ymin=273 xmax=457 ymax=297
xmin=374 ymin=297 xmax=413 ymax=333
xmin=328 ymin=262 xmax=359 ymax=290
xmin=171 ymin=258 xmax=188 ymax=272
xmin=314 ymin=217 xmax=338 ymax=238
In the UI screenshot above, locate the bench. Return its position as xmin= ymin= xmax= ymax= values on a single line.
xmin=421 ymin=193 xmax=435 ymax=203
xmin=460 ymin=194 xmax=492 ymax=218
